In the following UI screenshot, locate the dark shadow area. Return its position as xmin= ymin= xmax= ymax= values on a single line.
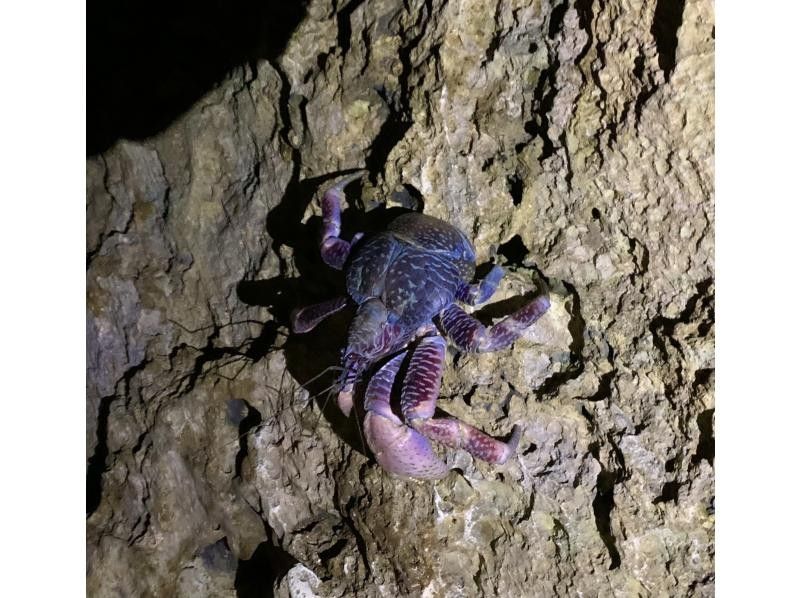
xmin=592 ymin=469 xmax=622 ymax=569
xmin=523 ymin=0 xmax=569 ymax=161
xmin=547 ymin=0 xmax=570 ymax=39
xmin=497 ymin=234 xmax=530 ymax=266
xmin=507 ymin=174 xmax=524 ymax=207
xmin=653 ymin=481 xmax=681 ymax=505
xmin=538 ymin=280 xmax=586 ymax=397
xmin=199 ymin=537 xmax=238 ymax=574
xmin=318 ymin=538 xmax=349 ymax=562
xmin=472 ymin=291 xmax=542 ymax=324
xmin=651 ymin=0 xmax=686 ymax=81
xmin=649 ymin=278 xmax=713 ymax=363
xmin=573 ymin=0 xmax=595 ymax=63
xmin=361 ymin=0 xmax=430 ymax=181
xmin=86 ymin=396 xmax=111 ymax=515
xmin=87 ymin=359 xmax=149 ymax=517
xmin=231 ymin=400 xmax=263 ymax=478
xmin=364 ymin=107 xmax=412 ymax=181
xmin=87 ymin=0 xmax=309 ymax=155
xmin=235 ymin=539 xmax=298 ymax=598
xmin=586 ymin=369 xmax=615 ymax=402
xmin=242 ymin=320 xmax=284 ymax=362
xmin=391 ymin=184 xmax=426 ymax=211
xmin=692 ymin=408 xmax=715 ymax=467
xmin=630 ymin=0 xmax=686 ymax=125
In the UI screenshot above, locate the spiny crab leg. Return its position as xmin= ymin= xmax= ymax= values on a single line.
xmin=364 ymin=334 xmax=522 ymax=479
xmin=363 ymin=351 xmax=450 ymax=479
xmin=290 ymin=296 xmax=349 ymax=334
xmin=437 ymin=294 xmax=550 ymax=353
xmin=320 ymin=170 xmax=368 ymax=269
xmin=455 ymin=264 xmax=505 ymax=305
xmin=402 ymin=335 xmax=521 ymax=466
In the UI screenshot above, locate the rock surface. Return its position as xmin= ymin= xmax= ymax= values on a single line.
xmin=87 ymin=0 xmax=714 ymax=595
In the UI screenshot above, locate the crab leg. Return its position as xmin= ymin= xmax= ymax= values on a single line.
xmin=367 ymin=335 xmax=520 ymax=478
xmin=413 ymin=419 xmax=522 ymax=466
xmin=455 ymin=264 xmax=505 ymax=305
xmin=320 ymin=170 xmax=368 ymax=269
xmin=363 ymin=352 xmax=449 ymax=479
xmin=404 ymin=335 xmax=520 ymax=464
xmin=437 ymin=294 xmax=550 ymax=353
xmin=290 ymin=296 xmax=349 ymax=333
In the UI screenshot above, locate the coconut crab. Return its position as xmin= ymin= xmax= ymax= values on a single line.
xmin=291 ymin=171 xmax=550 ymax=479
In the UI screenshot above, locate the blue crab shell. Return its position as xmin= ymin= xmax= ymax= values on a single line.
xmin=345 ymin=213 xmax=477 ymax=336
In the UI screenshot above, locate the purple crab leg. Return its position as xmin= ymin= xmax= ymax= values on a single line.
xmin=413 ymin=419 xmax=522 ymax=465
xmin=400 ymin=335 xmax=447 ymax=420
xmin=363 ymin=352 xmax=449 ymax=479
xmin=363 ymin=353 xmax=405 ymax=419
xmin=290 ymin=296 xmax=349 ymax=334
xmin=320 ymin=171 xmax=368 ymax=269
xmin=401 ymin=335 xmax=520 ymax=471
xmin=437 ymin=294 xmax=550 ymax=353
xmin=455 ymin=264 xmax=505 ymax=305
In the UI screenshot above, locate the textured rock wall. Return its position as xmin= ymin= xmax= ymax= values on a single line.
xmin=87 ymin=0 xmax=714 ymax=595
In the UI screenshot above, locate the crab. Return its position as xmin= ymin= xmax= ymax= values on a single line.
xmin=291 ymin=171 xmax=550 ymax=479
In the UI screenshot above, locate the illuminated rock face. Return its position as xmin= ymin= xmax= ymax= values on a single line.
xmin=87 ymin=0 xmax=714 ymax=596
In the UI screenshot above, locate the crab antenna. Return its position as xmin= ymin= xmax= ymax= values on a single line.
xmin=309 ymin=384 xmax=340 ymax=437
xmin=297 ymin=365 xmax=344 ymax=397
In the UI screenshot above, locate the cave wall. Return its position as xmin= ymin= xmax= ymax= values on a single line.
xmin=86 ymin=0 xmax=714 ymax=595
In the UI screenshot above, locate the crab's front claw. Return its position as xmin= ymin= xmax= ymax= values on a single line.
xmin=362 ymin=352 xmax=449 ymax=479
xmin=364 ymin=412 xmax=449 ymax=479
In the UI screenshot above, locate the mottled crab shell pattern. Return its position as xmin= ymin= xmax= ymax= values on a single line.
xmin=291 ymin=172 xmax=550 ymax=479
xmin=346 ymin=213 xmax=476 ymax=336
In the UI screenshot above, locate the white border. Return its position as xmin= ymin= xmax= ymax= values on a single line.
xmin=1 ymin=3 xmax=86 ymax=594
xmin=2 ymin=1 xmax=797 ymax=594
xmin=718 ymin=2 xmax=800 ymax=594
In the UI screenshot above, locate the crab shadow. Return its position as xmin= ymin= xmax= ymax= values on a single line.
xmin=237 ymin=172 xmax=415 ymax=455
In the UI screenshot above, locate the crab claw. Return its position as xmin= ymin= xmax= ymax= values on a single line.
xmin=362 ymin=353 xmax=449 ymax=479
xmin=364 ymin=412 xmax=449 ymax=479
